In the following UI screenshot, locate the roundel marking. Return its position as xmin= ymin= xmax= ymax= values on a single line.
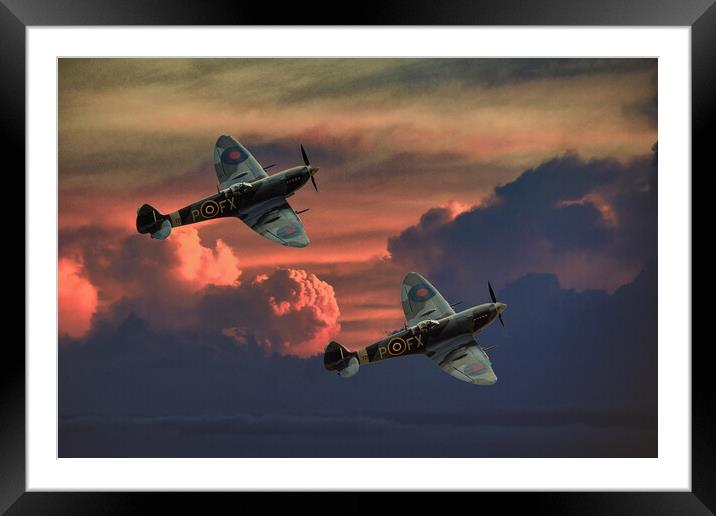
xmin=221 ymin=146 xmax=249 ymax=165
xmin=408 ymin=282 xmax=436 ymax=303
xmin=387 ymin=337 xmax=407 ymax=356
xmin=200 ymin=200 xmax=220 ymax=219
xmin=468 ymin=363 xmax=484 ymax=374
xmin=276 ymin=224 xmax=300 ymax=239
xmin=467 ymin=363 xmax=492 ymax=377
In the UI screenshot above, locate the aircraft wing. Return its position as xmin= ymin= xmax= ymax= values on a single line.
xmin=213 ymin=135 xmax=268 ymax=188
xmin=401 ymin=272 xmax=455 ymax=326
xmin=239 ymin=197 xmax=310 ymax=248
xmin=429 ymin=335 xmax=497 ymax=385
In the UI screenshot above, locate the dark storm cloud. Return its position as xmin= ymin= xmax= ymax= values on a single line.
xmin=59 ymin=263 xmax=657 ymax=457
xmin=387 ymin=146 xmax=657 ymax=294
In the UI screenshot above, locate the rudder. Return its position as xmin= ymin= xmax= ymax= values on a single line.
xmin=136 ymin=204 xmax=172 ymax=240
xmin=324 ymin=341 xmax=360 ymax=378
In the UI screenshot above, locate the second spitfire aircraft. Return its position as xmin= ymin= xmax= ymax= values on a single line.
xmin=324 ymin=272 xmax=508 ymax=385
xmin=136 ymin=135 xmax=320 ymax=247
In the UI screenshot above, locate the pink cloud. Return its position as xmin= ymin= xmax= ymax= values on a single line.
xmin=173 ymin=227 xmax=241 ymax=288
xmin=60 ymin=226 xmax=341 ymax=357
xmin=58 ymin=257 xmax=98 ymax=338
xmin=223 ymin=268 xmax=341 ymax=357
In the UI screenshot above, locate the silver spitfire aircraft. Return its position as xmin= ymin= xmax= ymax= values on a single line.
xmin=136 ymin=135 xmax=320 ymax=247
xmin=324 ymin=272 xmax=507 ymax=385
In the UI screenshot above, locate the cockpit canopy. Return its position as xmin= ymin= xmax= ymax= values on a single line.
xmin=415 ymin=319 xmax=440 ymax=333
xmin=228 ymin=182 xmax=253 ymax=195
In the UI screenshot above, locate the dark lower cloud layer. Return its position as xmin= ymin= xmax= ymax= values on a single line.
xmin=59 ymin=259 xmax=657 ymax=457
xmin=60 ymin=411 xmax=654 ymax=458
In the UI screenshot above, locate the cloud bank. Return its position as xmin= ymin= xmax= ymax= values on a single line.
xmin=387 ymin=147 xmax=657 ymax=294
xmin=59 ymin=227 xmax=340 ymax=355
xmin=59 ymin=262 xmax=656 ymax=457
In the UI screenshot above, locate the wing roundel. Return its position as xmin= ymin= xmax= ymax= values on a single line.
xmin=430 ymin=336 xmax=497 ymax=385
xmin=213 ymin=135 xmax=268 ymax=188
xmin=400 ymin=272 xmax=455 ymax=326
xmin=239 ymin=197 xmax=310 ymax=248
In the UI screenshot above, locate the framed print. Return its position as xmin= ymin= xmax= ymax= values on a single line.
xmin=4 ymin=0 xmax=707 ymax=513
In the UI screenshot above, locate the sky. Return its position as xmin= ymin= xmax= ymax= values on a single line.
xmin=58 ymin=58 xmax=658 ymax=458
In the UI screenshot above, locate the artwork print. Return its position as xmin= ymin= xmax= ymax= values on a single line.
xmin=58 ymin=58 xmax=658 ymax=457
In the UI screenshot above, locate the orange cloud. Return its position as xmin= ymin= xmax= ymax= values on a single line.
xmin=442 ymin=199 xmax=472 ymax=220
xmin=58 ymin=257 xmax=98 ymax=338
xmin=173 ymin=227 xmax=241 ymax=288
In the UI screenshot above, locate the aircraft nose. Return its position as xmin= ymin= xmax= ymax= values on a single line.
xmin=308 ymin=166 xmax=319 ymax=175
xmin=495 ymin=302 xmax=507 ymax=313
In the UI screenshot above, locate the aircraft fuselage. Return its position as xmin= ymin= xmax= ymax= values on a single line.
xmin=160 ymin=166 xmax=312 ymax=229
xmin=347 ymin=302 xmax=505 ymax=367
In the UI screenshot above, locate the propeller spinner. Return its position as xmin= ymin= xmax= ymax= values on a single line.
xmin=488 ymin=281 xmax=507 ymax=327
xmin=300 ymin=144 xmax=320 ymax=192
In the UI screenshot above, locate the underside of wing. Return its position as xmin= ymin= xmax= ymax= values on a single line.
xmin=214 ymin=135 xmax=268 ymax=188
xmin=240 ymin=197 xmax=309 ymax=248
xmin=401 ymin=272 xmax=455 ymax=326
xmin=429 ymin=335 xmax=497 ymax=385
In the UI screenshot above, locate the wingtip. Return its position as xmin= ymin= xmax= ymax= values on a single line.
xmin=404 ymin=271 xmax=427 ymax=283
xmin=215 ymin=134 xmax=237 ymax=148
xmin=285 ymin=238 xmax=310 ymax=248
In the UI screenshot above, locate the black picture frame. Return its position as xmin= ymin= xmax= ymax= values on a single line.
xmin=4 ymin=1 xmax=706 ymax=513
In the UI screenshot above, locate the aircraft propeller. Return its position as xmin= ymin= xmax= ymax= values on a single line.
xmin=488 ymin=281 xmax=505 ymax=327
xmin=300 ymin=144 xmax=319 ymax=192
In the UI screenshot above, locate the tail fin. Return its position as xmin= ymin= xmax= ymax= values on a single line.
xmin=136 ymin=204 xmax=172 ymax=240
xmin=324 ymin=341 xmax=360 ymax=378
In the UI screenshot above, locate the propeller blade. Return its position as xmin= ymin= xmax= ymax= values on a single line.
xmin=311 ymin=176 xmax=318 ymax=192
xmin=488 ymin=281 xmax=497 ymax=303
xmin=300 ymin=144 xmax=310 ymax=166
xmin=498 ymin=314 xmax=505 ymax=327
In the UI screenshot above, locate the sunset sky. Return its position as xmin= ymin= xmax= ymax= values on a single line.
xmin=58 ymin=59 xmax=658 ymax=457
